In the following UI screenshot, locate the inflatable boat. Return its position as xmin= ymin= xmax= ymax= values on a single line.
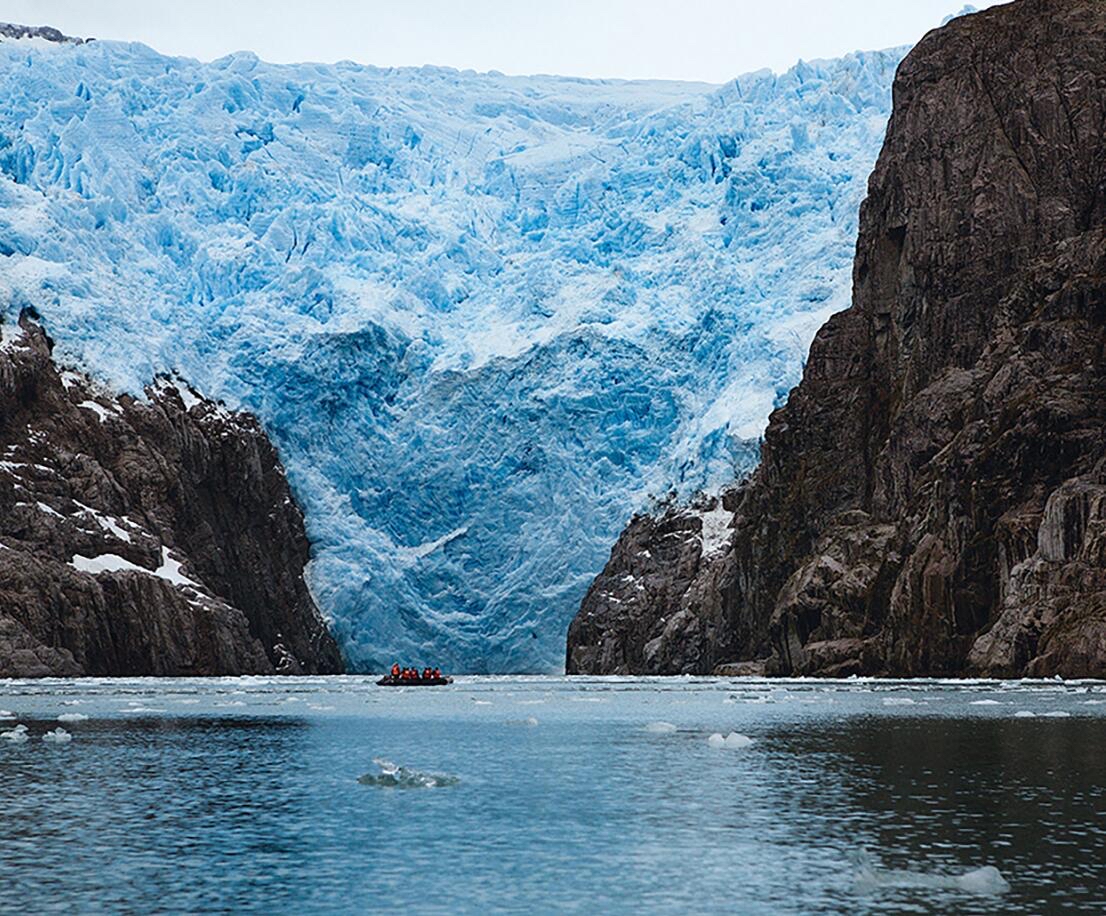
xmin=376 ymin=675 xmax=453 ymax=687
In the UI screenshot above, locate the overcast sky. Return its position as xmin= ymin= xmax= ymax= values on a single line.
xmin=3 ymin=1 xmax=1003 ymax=83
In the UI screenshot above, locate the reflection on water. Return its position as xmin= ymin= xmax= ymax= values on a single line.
xmin=0 ymin=677 xmax=1104 ymax=914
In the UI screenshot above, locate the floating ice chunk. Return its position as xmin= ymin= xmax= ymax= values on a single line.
xmin=0 ymin=710 xmax=15 ymax=720
xmin=1013 ymin=710 xmax=1036 ymax=718
xmin=708 ymin=731 xmax=754 ymax=749
xmin=125 ymin=706 xmax=166 ymax=714
xmin=882 ymin=697 xmax=915 ymax=706
xmin=1042 ymin=710 xmax=1071 ymax=718
xmin=307 ymin=704 xmax=335 ymax=711
xmin=969 ymin=700 xmax=1001 ymax=706
xmin=472 ymin=700 xmax=492 ymax=706
xmin=1 ymin=724 xmax=29 ymax=743
xmin=42 ymin=727 xmax=72 ymax=744
xmin=644 ymin=721 xmax=678 ymax=734
xmin=358 ymin=757 xmax=460 ymax=789
xmin=853 ymin=853 xmax=1010 ymax=896
xmin=57 ymin=712 xmax=88 ymax=722
xmin=955 ymin=866 xmax=1012 ymax=895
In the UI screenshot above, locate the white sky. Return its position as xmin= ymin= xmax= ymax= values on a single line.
xmin=2 ymin=1 xmax=1003 ymax=83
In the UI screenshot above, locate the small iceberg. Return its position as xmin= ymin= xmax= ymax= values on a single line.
xmin=1013 ymin=710 xmax=1036 ymax=718
xmin=42 ymin=727 xmax=72 ymax=744
xmin=707 ymin=732 xmax=755 ymax=749
xmin=853 ymin=852 xmax=1010 ymax=896
xmin=1 ymin=724 xmax=29 ymax=743
xmin=644 ymin=721 xmax=678 ymax=734
xmin=882 ymin=697 xmax=916 ymax=706
xmin=358 ymin=758 xmax=460 ymax=789
xmin=0 ymin=710 xmax=15 ymax=720
xmin=970 ymin=699 xmax=1001 ymax=706
xmin=1042 ymin=710 xmax=1071 ymax=718
xmin=57 ymin=713 xmax=89 ymax=723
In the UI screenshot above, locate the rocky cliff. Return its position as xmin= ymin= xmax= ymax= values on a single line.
xmin=568 ymin=0 xmax=1106 ymax=678
xmin=0 ymin=313 xmax=343 ymax=676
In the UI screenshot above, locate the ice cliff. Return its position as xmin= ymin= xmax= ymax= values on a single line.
xmin=0 ymin=30 xmax=901 ymax=671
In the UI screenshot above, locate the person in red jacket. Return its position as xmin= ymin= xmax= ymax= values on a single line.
xmin=391 ymin=663 xmax=401 ymax=678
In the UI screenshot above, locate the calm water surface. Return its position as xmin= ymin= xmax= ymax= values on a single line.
xmin=1 ymin=676 xmax=1104 ymax=914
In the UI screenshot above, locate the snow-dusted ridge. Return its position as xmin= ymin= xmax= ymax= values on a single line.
xmin=0 ymin=30 xmax=906 ymax=671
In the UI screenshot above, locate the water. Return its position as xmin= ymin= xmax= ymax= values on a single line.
xmin=1 ymin=676 xmax=1105 ymax=914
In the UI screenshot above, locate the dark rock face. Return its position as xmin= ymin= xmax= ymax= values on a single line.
xmin=0 ymin=314 xmax=343 ymax=676
xmin=568 ymin=0 xmax=1106 ymax=678
xmin=0 ymin=23 xmax=87 ymax=45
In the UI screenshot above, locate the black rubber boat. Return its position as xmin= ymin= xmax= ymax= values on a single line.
xmin=376 ymin=676 xmax=454 ymax=687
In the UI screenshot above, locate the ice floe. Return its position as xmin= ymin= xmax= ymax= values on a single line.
xmin=358 ymin=758 xmax=460 ymax=789
xmin=57 ymin=713 xmax=88 ymax=722
xmin=42 ymin=727 xmax=72 ymax=744
xmin=644 ymin=721 xmax=678 ymax=734
xmin=707 ymin=732 xmax=755 ymax=749
xmin=1 ymin=724 xmax=29 ymax=743
xmin=853 ymin=852 xmax=1010 ymax=896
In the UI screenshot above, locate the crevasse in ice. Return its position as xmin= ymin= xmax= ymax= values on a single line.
xmin=0 ymin=37 xmax=903 ymax=671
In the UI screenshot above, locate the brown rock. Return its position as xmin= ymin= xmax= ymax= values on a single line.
xmin=0 ymin=312 xmax=343 ymax=676
xmin=568 ymin=0 xmax=1106 ymax=678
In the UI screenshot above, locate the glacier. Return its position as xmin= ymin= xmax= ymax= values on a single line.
xmin=0 ymin=34 xmax=904 ymax=671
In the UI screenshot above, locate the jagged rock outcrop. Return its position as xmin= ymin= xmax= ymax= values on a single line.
xmin=0 ymin=23 xmax=87 ymax=45
xmin=568 ymin=0 xmax=1106 ymax=678
xmin=0 ymin=313 xmax=343 ymax=676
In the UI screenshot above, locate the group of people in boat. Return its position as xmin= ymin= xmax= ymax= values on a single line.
xmin=390 ymin=663 xmax=442 ymax=681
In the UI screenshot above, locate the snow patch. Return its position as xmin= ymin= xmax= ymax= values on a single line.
xmin=77 ymin=400 xmax=119 ymax=423
xmin=697 ymin=502 xmax=734 ymax=557
xmin=69 ymin=546 xmax=201 ymax=589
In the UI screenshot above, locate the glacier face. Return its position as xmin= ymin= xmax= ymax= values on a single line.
xmin=0 ymin=37 xmax=903 ymax=671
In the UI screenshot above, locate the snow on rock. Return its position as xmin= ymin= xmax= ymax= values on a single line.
xmin=76 ymin=400 xmax=119 ymax=424
xmin=0 ymin=34 xmax=904 ymax=671
xmin=69 ymin=546 xmax=201 ymax=589
xmin=697 ymin=501 xmax=735 ymax=557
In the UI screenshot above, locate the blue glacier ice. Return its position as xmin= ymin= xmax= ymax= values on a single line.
xmin=0 ymin=34 xmax=905 ymax=671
